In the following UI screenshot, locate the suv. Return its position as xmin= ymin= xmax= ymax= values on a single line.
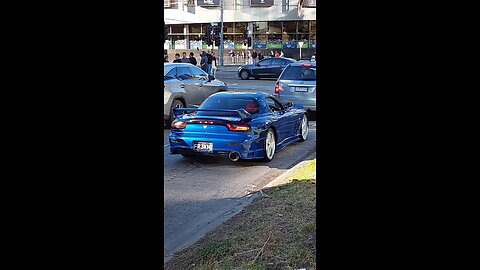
xmin=164 ymin=63 xmax=228 ymax=126
xmin=273 ymin=62 xmax=316 ymax=112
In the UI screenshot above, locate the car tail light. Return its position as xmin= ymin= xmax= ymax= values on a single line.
xmin=171 ymin=120 xmax=187 ymax=129
xmin=274 ymin=82 xmax=280 ymax=94
xmin=192 ymin=120 xmax=214 ymax=124
xmin=226 ymin=123 xmax=250 ymax=132
xmin=302 ymin=63 xmax=312 ymax=67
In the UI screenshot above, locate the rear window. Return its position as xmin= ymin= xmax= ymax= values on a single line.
xmin=198 ymin=96 xmax=261 ymax=115
xmin=280 ymin=66 xmax=316 ymax=81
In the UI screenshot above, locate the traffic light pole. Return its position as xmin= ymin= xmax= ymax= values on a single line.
xmin=219 ymin=0 xmax=224 ymax=66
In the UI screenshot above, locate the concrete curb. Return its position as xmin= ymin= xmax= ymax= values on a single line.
xmin=264 ymin=155 xmax=316 ymax=188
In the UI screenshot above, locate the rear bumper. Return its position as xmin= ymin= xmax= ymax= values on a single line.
xmin=169 ymin=132 xmax=265 ymax=159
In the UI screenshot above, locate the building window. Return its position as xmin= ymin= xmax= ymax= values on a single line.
xmin=283 ymin=21 xmax=297 ymax=34
xmin=267 ymin=22 xmax=282 ymax=34
xmin=298 ymin=21 xmax=309 ymax=34
xmin=171 ymin=24 xmax=184 ymax=34
xmin=189 ymin=24 xmax=202 ymax=34
xmin=222 ymin=23 xmax=234 ymax=34
xmin=253 ymin=22 xmax=267 ymax=34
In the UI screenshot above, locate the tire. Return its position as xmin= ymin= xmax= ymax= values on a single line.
xmin=166 ymin=99 xmax=184 ymax=127
xmin=239 ymin=70 xmax=250 ymax=80
xmin=263 ymin=128 xmax=276 ymax=162
xmin=298 ymin=114 xmax=309 ymax=142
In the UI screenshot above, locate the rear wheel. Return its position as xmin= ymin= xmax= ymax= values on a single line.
xmin=298 ymin=114 xmax=309 ymax=142
xmin=263 ymin=128 xmax=276 ymax=161
xmin=240 ymin=70 xmax=250 ymax=80
xmin=166 ymin=99 xmax=184 ymax=127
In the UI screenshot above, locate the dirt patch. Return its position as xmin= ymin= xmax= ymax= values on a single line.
xmin=165 ymin=178 xmax=316 ymax=270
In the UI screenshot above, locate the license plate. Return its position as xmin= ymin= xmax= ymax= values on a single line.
xmin=295 ymin=87 xmax=309 ymax=92
xmin=193 ymin=142 xmax=213 ymax=152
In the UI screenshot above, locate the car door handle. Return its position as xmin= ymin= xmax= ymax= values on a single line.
xmin=178 ymin=83 xmax=185 ymax=88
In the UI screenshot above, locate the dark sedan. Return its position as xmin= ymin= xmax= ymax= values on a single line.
xmin=237 ymin=57 xmax=296 ymax=80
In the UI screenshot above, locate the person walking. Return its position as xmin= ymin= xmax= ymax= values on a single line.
xmin=252 ymin=50 xmax=258 ymax=65
xmin=211 ymin=52 xmax=217 ymax=77
xmin=274 ymin=50 xmax=280 ymax=57
xmin=200 ymin=51 xmax=208 ymax=72
xmin=189 ymin=52 xmax=197 ymax=66
xmin=207 ymin=51 xmax=213 ymax=75
xmin=258 ymin=52 xmax=264 ymax=61
xmin=172 ymin=53 xmax=182 ymax=63
xmin=181 ymin=52 xmax=190 ymax=63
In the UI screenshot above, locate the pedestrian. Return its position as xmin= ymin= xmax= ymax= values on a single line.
xmin=252 ymin=50 xmax=258 ymax=65
xmin=173 ymin=53 xmax=182 ymax=63
xmin=270 ymin=51 xmax=274 ymax=58
xmin=279 ymin=50 xmax=284 ymax=57
xmin=229 ymin=50 xmax=235 ymax=64
xmin=164 ymin=53 xmax=169 ymax=63
xmin=189 ymin=52 xmax=197 ymax=66
xmin=211 ymin=52 xmax=217 ymax=77
xmin=200 ymin=51 xmax=208 ymax=72
xmin=274 ymin=50 xmax=280 ymax=57
xmin=181 ymin=52 xmax=190 ymax=63
xmin=207 ymin=51 xmax=213 ymax=75
xmin=258 ymin=52 xmax=264 ymax=61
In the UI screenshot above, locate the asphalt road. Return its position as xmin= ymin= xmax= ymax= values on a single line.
xmin=163 ymin=123 xmax=316 ymax=262
xmin=163 ymin=66 xmax=317 ymax=262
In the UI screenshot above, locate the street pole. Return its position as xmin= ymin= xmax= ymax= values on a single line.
xmin=219 ymin=0 xmax=224 ymax=66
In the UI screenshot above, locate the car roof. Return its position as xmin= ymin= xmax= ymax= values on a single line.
xmin=164 ymin=63 xmax=194 ymax=67
xmin=286 ymin=62 xmax=317 ymax=67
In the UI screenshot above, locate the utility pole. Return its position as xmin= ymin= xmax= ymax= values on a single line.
xmin=219 ymin=0 xmax=224 ymax=66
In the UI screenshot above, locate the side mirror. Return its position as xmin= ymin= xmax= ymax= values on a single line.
xmin=208 ymin=74 xmax=215 ymax=82
xmin=285 ymin=102 xmax=293 ymax=108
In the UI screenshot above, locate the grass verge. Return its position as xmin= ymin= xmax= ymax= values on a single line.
xmin=165 ymin=159 xmax=316 ymax=270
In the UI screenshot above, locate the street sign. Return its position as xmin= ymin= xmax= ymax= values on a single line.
xmin=198 ymin=0 xmax=220 ymax=6
xmin=250 ymin=0 xmax=274 ymax=7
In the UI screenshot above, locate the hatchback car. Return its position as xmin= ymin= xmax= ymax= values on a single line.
xmin=164 ymin=63 xmax=228 ymax=126
xmin=273 ymin=62 xmax=316 ymax=112
xmin=237 ymin=57 xmax=296 ymax=80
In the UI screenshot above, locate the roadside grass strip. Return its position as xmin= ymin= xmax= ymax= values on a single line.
xmin=165 ymin=159 xmax=317 ymax=270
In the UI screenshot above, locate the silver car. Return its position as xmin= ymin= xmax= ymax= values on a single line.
xmin=273 ymin=62 xmax=316 ymax=112
xmin=164 ymin=63 xmax=228 ymax=125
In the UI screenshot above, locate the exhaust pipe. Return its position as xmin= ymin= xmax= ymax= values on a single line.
xmin=228 ymin=151 xmax=240 ymax=162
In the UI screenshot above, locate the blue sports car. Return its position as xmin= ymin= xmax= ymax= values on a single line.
xmin=169 ymin=92 xmax=309 ymax=162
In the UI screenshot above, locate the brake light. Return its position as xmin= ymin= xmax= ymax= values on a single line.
xmin=274 ymin=82 xmax=280 ymax=94
xmin=302 ymin=63 xmax=312 ymax=67
xmin=171 ymin=120 xmax=187 ymax=129
xmin=226 ymin=123 xmax=250 ymax=132
xmin=192 ymin=120 xmax=214 ymax=124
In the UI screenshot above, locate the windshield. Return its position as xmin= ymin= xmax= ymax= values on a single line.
xmin=280 ymin=66 xmax=316 ymax=81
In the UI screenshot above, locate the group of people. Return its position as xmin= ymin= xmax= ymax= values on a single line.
xmin=164 ymin=50 xmax=217 ymax=77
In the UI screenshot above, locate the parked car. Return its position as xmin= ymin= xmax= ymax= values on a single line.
xmin=237 ymin=57 xmax=297 ymax=80
xmin=274 ymin=62 xmax=316 ymax=112
xmin=164 ymin=63 xmax=228 ymax=126
xmin=169 ymin=92 xmax=309 ymax=162
xmin=296 ymin=58 xmax=314 ymax=63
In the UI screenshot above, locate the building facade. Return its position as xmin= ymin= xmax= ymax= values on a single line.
xmin=164 ymin=0 xmax=316 ymax=52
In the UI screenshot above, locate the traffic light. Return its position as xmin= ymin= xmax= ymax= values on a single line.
xmin=247 ymin=37 xmax=252 ymax=47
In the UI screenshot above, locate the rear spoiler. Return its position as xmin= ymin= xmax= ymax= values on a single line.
xmin=173 ymin=108 xmax=252 ymax=122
